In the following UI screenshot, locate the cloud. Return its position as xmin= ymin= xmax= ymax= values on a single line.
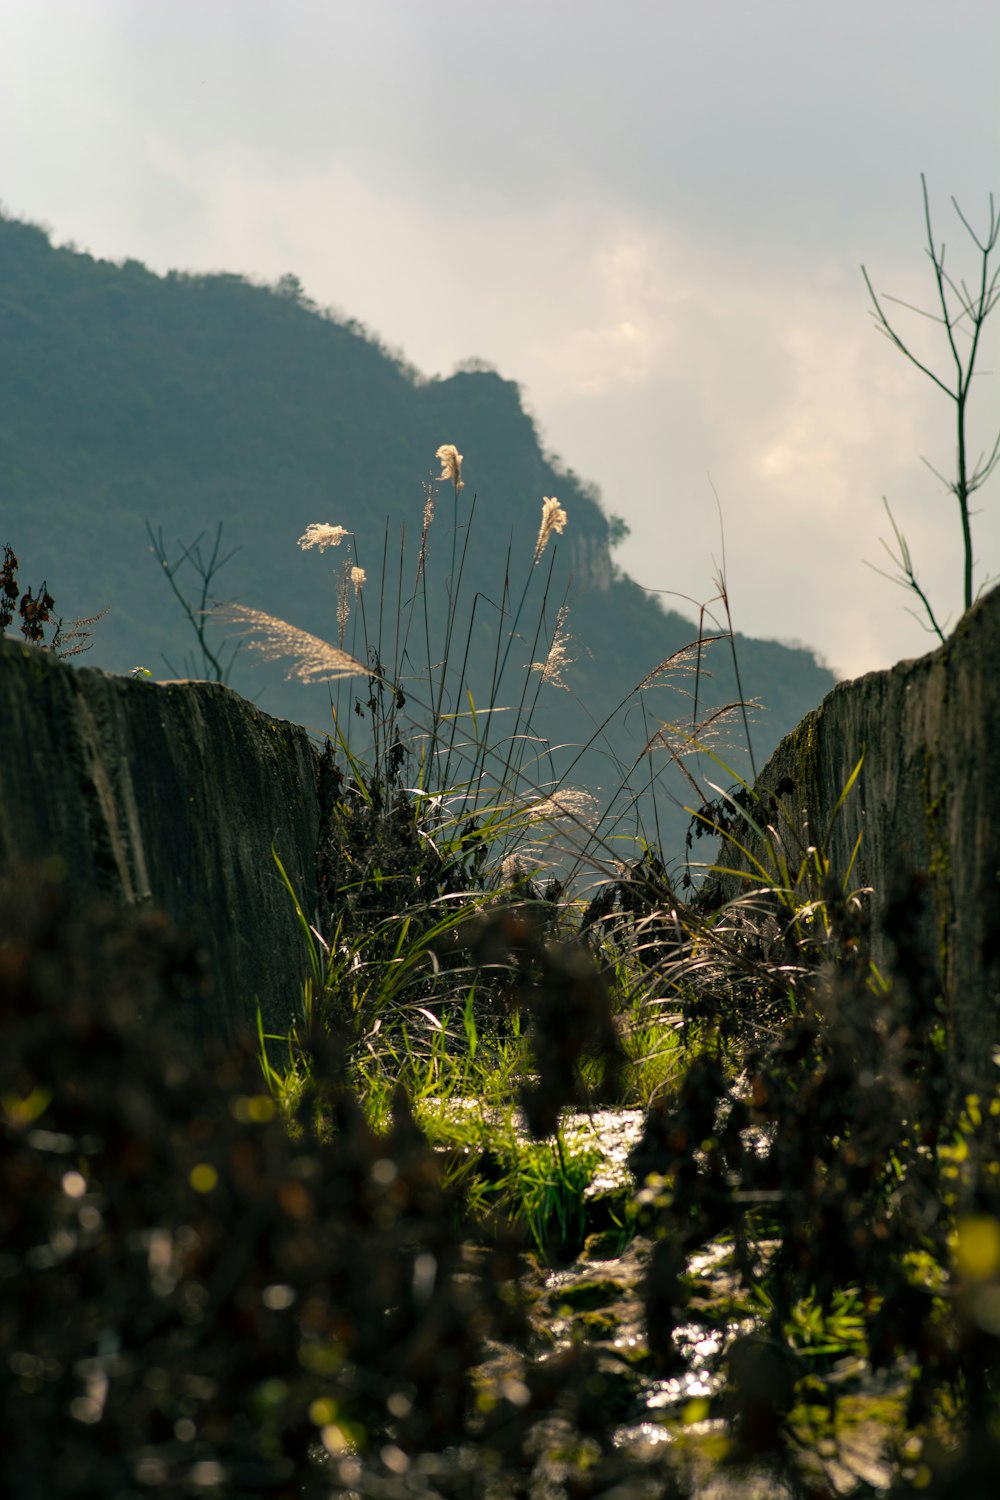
xmin=3 ymin=0 xmax=997 ymax=684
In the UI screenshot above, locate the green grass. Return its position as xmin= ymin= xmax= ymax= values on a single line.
xmin=243 ymin=463 xmax=763 ymax=1258
xmin=241 ymin=443 xmax=1000 ymax=1487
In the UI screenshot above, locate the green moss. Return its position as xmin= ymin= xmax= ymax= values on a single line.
xmin=686 ymin=1292 xmax=754 ymax=1328
xmin=571 ymin=1308 xmax=620 ymax=1339
xmin=921 ymin=746 xmax=953 ymax=982
xmin=659 ymin=1417 xmax=729 ymax=1470
xmin=784 ymin=709 xmax=822 ymax=819
xmin=549 ymin=1276 xmax=627 ymax=1313
xmin=788 ymin=1384 xmax=908 ymax=1476
xmin=581 ymin=1229 xmax=631 ymax=1262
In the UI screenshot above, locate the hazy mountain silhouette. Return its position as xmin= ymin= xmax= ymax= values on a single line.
xmin=1 ymin=212 xmax=834 ymax=866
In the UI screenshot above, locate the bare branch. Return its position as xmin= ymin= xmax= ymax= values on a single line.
xmin=864 ymin=177 xmax=998 ymax=620
xmin=921 ymin=173 xmax=966 ymax=391
xmin=861 ymin=264 xmax=955 ymax=400
xmin=918 ymin=454 xmax=953 ymax=491
xmin=952 ymin=190 xmax=999 ymax=254
xmin=146 ymin=519 xmax=243 ymax=684
xmin=864 ymin=498 xmax=946 ymax=644
xmin=879 ymin=292 xmax=947 ymax=326
xmin=972 ymin=428 xmax=1000 ymax=489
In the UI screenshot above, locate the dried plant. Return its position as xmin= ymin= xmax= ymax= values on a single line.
xmin=415 ymin=484 xmax=436 ymax=588
xmin=1 ymin=544 xmax=20 ymax=632
xmin=532 ymin=496 xmax=568 ymax=565
xmin=50 ymin=607 xmax=110 ymax=658
xmin=15 ymin=582 xmax=55 ymax=643
xmin=336 ymin=560 xmax=351 ymax=645
xmin=435 ymin=443 xmax=464 ymax=495
xmin=643 ymin=700 xmax=759 ymax=759
xmin=216 ymin=603 xmax=368 ymax=683
xmin=334 ymin=565 xmax=365 ymax=647
xmin=521 ymin=786 xmax=599 ymax=827
xmin=1 ymin=543 xmax=107 ymax=657
xmin=297 ymin=522 xmax=350 ymax=552
xmin=531 ymin=603 xmax=574 ymax=690
xmin=636 ymin=635 xmax=726 ymax=691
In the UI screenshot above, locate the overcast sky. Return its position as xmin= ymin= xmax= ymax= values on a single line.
xmin=3 ymin=0 xmax=999 ymax=679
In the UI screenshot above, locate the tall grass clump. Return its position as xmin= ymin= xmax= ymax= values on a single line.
xmin=14 ymin=436 xmax=1000 ymax=1493
xmin=213 ymin=439 xmax=1000 ymax=1481
xmin=229 ymin=444 xmax=758 ymax=1124
xmin=615 ymin=757 xmax=1000 ymax=1492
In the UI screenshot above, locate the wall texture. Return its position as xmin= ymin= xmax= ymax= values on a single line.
xmin=4 ymin=587 xmax=998 ymax=1073
xmin=0 ymin=638 xmax=321 ymax=1037
xmin=720 ymin=585 xmax=1000 ymax=1090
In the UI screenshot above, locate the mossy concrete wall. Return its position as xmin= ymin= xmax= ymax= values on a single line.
xmin=724 ymin=585 xmax=1000 ymax=1090
xmin=0 ymin=637 xmax=321 ymax=1037
xmin=5 ymin=585 xmax=999 ymax=1072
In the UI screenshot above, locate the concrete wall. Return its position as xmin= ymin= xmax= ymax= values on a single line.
xmin=5 ymin=585 xmax=998 ymax=1073
xmin=0 ymin=637 xmax=321 ymax=1037
xmin=719 ymin=585 xmax=1000 ymax=1090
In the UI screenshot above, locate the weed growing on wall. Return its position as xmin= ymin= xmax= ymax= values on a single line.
xmin=0 ymin=541 xmax=106 ymax=655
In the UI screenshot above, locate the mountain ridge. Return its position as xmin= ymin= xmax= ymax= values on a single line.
xmin=0 ymin=211 xmax=835 ymax=860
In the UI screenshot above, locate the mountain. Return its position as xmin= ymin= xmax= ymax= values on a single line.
xmin=0 ymin=212 xmax=835 ymax=867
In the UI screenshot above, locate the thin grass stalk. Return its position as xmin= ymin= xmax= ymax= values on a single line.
xmin=391 ymin=522 xmax=406 ymax=711
xmin=272 ymin=847 xmax=326 ymax=996
xmin=699 ymin=486 xmax=757 ymax=782
xmin=501 ymin=554 xmax=563 ymax=805
xmin=371 ymin=521 xmax=393 ymax=777
xmin=429 ymin=493 xmax=478 ymax=775
xmin=438 ymin=588 xmax=486 ymax=797
xmin=454 ymin=545 xmax=517 ymax=810
xmin=550 ymin=634 xmax=730 ymax=857
xmin=484 ymin=532 xmax=560 ymax=712
xmin=321 ymin=504 xmax=634 ymax=882
xmin=417 ymin=527 xmax=437 ymax=786
xmin=717 ymin=582 xmax=757 ymax=783
xmin=634 ymin=691 xmax=668 ymax=857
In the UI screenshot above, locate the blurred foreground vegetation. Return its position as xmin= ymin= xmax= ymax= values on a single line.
xmin=5 ymin=769 xmax=1000 ymax=1497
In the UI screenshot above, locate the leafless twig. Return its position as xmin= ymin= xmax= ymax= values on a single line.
xmin=862 ymin=175 xmax=999 ymax=624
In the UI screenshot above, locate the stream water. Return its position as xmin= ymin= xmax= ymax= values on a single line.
xmin=462 ymin=1105 xmax=902 ymax=1497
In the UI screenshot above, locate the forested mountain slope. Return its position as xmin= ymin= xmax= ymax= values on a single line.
xmin=1 ymin=212 xmax=834 ymax=862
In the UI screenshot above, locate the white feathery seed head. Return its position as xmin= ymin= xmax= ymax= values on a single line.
xmin=533 ymin=497 xmax=568 ymax=565
xmin=435 ymin=444 xmax=464 ymax=493
xmin=216 ymin=604 xmax=368 ymax=683
xmin=298 ymin=523 xmax=349 ymax=552
xmin=531 ymin=604 xmax=574 ymax=690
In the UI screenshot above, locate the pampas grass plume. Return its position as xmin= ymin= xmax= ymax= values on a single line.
xmin=298 ymin=523 xmax=349 ymax=552
xmin=435 ymin=444 xmax=464 ymax=494
xmin=217 ymin=604 xmax=368 ymax=683
xmin=533 ymin=497 xmax=568 ymax=565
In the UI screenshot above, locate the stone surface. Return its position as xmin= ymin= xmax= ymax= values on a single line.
xmin=0 ymin=637 xmax=321 ymax=1036
xmin=716 ymin=585 xmax=1000 ymax=1089
xmin=4 ymin=585 xmax=998 ymax=1066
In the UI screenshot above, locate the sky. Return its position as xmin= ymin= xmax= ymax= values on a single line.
xmin=3 ymin=0 xmax=999 ymax=680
